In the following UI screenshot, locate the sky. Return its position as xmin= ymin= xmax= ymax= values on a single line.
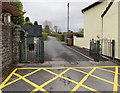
xmin=20 ymin=0 xmax=94 ymax=32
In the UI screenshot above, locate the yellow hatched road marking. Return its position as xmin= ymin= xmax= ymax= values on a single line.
xmin=0 ymin=68 xmax=17 ymax=88
xmin=44 ymin=69 xmax=100 ymax=92
xmin=1 ymin=68 xmax=41 ymax=89
xmin=73 ymin=68 xmax=114 ymax=85
xmin=44 ymin=69 xmax=78 ymax=84
xmin=98 ymin=67 xmax=120 ymax=75
xmin=113 ymin=66 xmax=118 ymax=92
xmin=70 ymin=67 xmax=97 ymax=93
xmin=14 ymin=73 xmax=48 ymax=93
xmin=81 ymin=84 xmax=101 ymax=93
xmin=97 ymin=68 xmax=115 ymax=73
xmin=17 ymin=66 xmax=118 ymax=70
xmin=90 ymin=74 xmax=114 ymax=84
xmin=30 ymin=68 xmax=70 ymax=93
xmin=72 ymin=68 xmax=88 ymax=74
xmin=1 ymin=66 xmax=119 ymax=93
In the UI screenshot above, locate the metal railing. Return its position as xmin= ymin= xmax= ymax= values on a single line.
xmin=90 ymin=39 xmax=115 ymax=62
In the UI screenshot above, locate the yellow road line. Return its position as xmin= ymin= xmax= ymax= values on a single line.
xmin=23 ymin=68 xmax=41 ymax=77
xmin=1 ymin=66 xmax=119 ymax=92
xmin=17 ymin=68 xmax=39 ymax=70
xmin=14 ymin=73 xmax=48 ymax=93
xmin=72 ymin=68 xmax=88 ymax=74
xmin=44 ymin=69 xmax=78 ymax=84
xmin=81 ymin=84 xmax=101 ymax=93
xmin=60 ymin=75 xmax=78 ymax=84
xmin=113 ymin=66 xmax=118 ymax=92
xmin=1 ymin=69 xmax=41 ymax=89
xmin=97 ymin=68 xmax=115 ymax=73
xmin=90 ymin=74 xmax=114 ymax=84
xmin=70 ymin=67 xmax=97 ymax=93
xmin=40 ymin=68 xmax=70 ymax=87
xmin=73 ymin=68 xmax=115 ymax=85
xmin=31 ymin=68 xmax=70 ymax=92
xmin=0 ymin=68 xmax=17 ymax=88
xmin=98 ymin=67 xmax=120 ymax=75
xmin=17 ymin=66 xmax=118 ymax=70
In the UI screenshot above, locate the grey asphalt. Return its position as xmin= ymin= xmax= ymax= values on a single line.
xmin=44 ymin=36 xmax=91 ymax=65
xmin=1 ymin=36 xmax=120 ymax=92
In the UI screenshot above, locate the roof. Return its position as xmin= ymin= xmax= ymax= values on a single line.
xmin=81 ymin=0 xmax=107 ymax=13
xmin=2 ymin=2 xmax=20 ymax=16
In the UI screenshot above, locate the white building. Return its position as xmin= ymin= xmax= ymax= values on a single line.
xmin=74 ymin=0 xmax=120 ymax=59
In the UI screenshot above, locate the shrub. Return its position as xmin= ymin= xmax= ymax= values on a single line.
xmin=42 ymin=32 xmax=48 ymax=40
xmin=57 ymin=34 xmax=64 ymax=41
xmin=50 ymin=33 xmax=64 ymax=41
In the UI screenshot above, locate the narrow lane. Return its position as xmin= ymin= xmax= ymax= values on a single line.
xmin=44 ymin=36 xmax=90 ymax=62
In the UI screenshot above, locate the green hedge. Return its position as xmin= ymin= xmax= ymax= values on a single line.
xmin=50 ymin=33 xmax=64 ymax=41
xmin=42 ymin=32 xmax=48 ymax=40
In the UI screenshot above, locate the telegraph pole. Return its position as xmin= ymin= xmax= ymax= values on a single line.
xmin=67 ymin=3 xmax=70 ymax=33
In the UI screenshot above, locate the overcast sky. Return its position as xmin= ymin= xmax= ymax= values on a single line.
xmin=21 ymin=1 xmax=94 ymax=32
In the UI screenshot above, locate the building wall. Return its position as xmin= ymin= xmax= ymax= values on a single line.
xmin=74 ymin=1 xmax=120 ymax=59
xmin=84 ymin=2 xmax=108 ymax=48
xmin=118 ymin=1 xmax=120 ymax=59
xmin=102 ymin=2 xmax=119 ymax=58
xmin=73 ymin=36 xmax=87 ymax=48
xmin=2 ymin=25 xmax=20 ymax=68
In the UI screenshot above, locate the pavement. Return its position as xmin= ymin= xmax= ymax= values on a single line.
xmin=1 ymin=36 xmax=120 ymax=93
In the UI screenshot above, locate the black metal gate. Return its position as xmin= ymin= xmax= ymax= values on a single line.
xmin=90 ymin=39 xmax=101 ymax=62
xmin=19 ymin=25 xmax=44 ymax=63
xmin=90 ymin=39 xmax=115 ymax=62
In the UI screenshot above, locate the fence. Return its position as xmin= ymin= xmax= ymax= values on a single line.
xmin=19 ymin=37 xmax=44 ymax=63
xmin=101 ymin=39 xmax=115 ymax=60
xmin=90 ymin=39 xmax=115 ymax=61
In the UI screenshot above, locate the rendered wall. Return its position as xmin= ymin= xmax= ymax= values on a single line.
xmin=118 ymin=1 xmax=120 ymax=59
xmin=74 ymin=1 xmax=120 ymax=59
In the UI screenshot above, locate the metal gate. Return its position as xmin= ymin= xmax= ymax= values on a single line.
xmin=90 ymin=39 xmax=101 ymax=62
xmin=19 ymin=25 xmax=44 ymax=63
xmin=101 ymin=39 xmax=115 ymax=60
xmin=19 ymin=37 xmax=44 ymax=63
xmin=90 ymin=39 xmax=115 ymax=62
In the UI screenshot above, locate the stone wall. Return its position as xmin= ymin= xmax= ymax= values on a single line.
xmin=2 ymin=24 xmax=20 ymax=68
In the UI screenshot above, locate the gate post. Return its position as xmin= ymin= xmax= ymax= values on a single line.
xmin=19 ymin=41 xmax=22 ymax=63
xmin=39 ymin=39 xmax=44 ymax=63
xmin=96 ymin=40 xmax=100 ymax=62
xmin=112 ymin=40 xmax=115 ymax=60
xmin=90 ymin=41 xmax=92 ymax=56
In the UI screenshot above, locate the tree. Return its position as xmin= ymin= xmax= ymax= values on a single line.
xmin=54 ymin=26 xmax=59 ymax=33
xmin=34 ymin=21 xmax=38 ymax=25
xmin=78 ymin=28 xmax=84 ymax=37
xmin=43 ymin=20 xmax=53 ymax=34
xmin=25 ymin=17 xmax=30 ymax=22
xmin=24 ymin=17 xmax=33 ymax=25
xmin=10 ymin=2 xmax=26 ymax=25
xmin=44 ymin=25 xmax=50 ymax=34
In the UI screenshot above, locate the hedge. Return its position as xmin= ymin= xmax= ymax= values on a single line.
xmin=42 ymin=32 xmax=48 ymax=40
xmin=50 ymin=33 xmax=64 ymax=41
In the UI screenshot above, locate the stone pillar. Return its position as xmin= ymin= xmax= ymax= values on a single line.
xmin=0 ymin=1 xmax=2 ymax=83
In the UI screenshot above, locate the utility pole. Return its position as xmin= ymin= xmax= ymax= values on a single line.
xmin=67 ymin=3 xmax=70 ymax=33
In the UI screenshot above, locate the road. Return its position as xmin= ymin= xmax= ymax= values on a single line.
xmin=1 ymin=36 xmax=119 ymax=92
xmin=44 ymin=36 xmax=93 ymax=67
